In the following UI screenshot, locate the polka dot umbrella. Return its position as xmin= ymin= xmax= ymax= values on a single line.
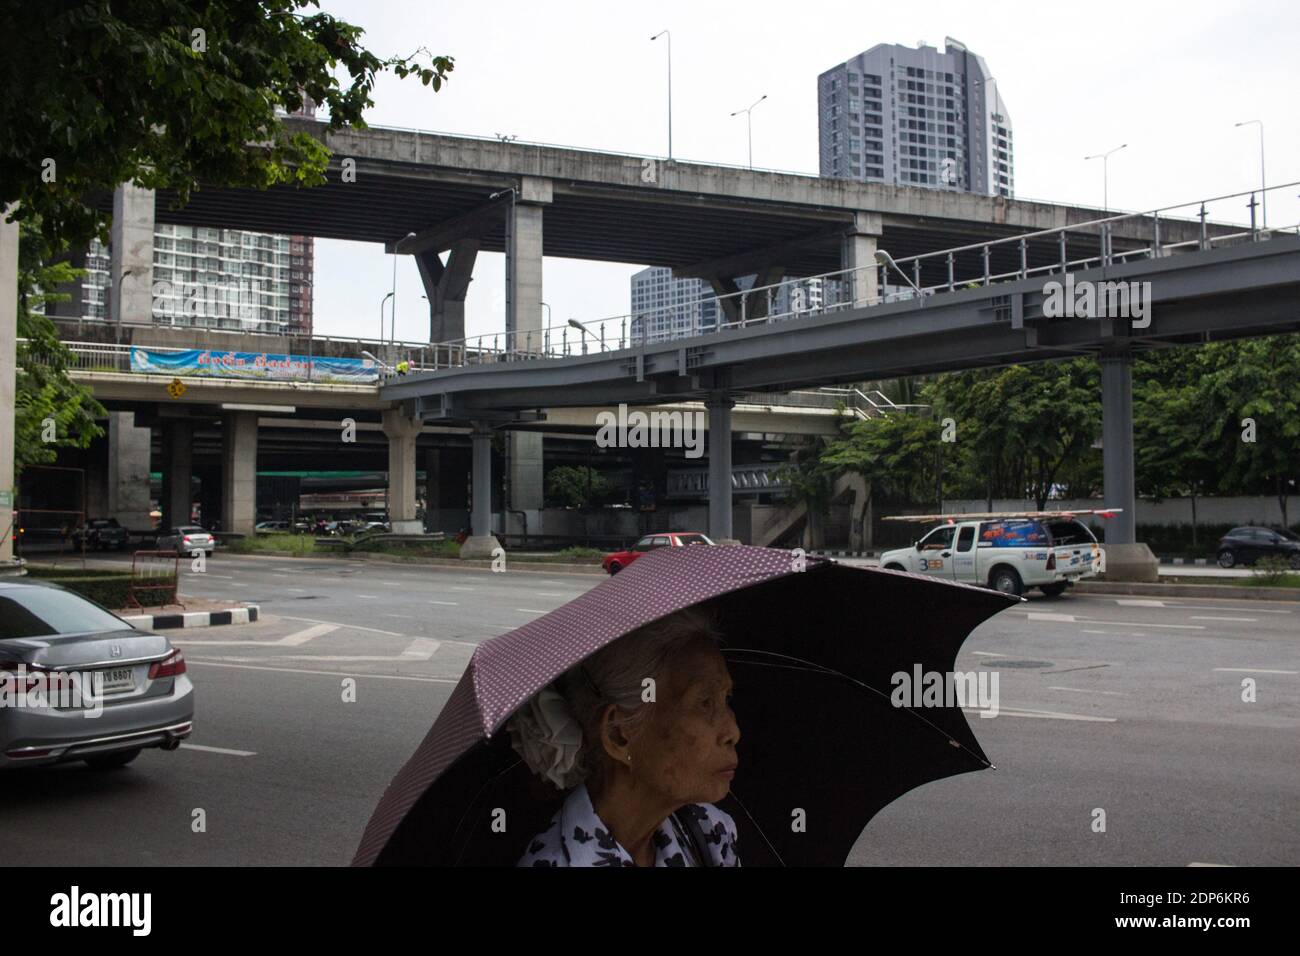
xmin=351 ymin=543 xmax=1019 ymax=866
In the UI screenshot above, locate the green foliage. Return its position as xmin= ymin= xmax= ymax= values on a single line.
xmin=15 ymin=219 xmax=106 ymax=473
xmin=24 ymin=570 xmax=175 ymax=610
xmin=2 ymin=1 xmax=454 ymax=249
xmin=546 ymin=466 xmax=616 ymax=511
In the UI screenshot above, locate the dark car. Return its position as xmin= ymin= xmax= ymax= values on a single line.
xmin=72 ymin=518 xmax=129 ymax=552
xmin=0 ymin=579 xmax=194 ymax=770
xmin=1216 ymin=526 xmax=1300 ymax=569
xmin=602 ymin=532 xmax=715 ymax=575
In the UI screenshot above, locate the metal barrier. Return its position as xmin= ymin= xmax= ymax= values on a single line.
xmin=126 ymin=551 xmax=182 ymax=610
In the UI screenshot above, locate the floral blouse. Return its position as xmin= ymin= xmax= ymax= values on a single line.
xmin=518 ymin=782 xmax=741 ymax=867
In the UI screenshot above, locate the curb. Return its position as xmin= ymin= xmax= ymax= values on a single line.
xmin=223 ymin=549 xmax=607 ymax=576
xmin=122 ymin=606 xmax=260 ymax=630
xmin=1075 ymin=581 xmax=1300 ymax=602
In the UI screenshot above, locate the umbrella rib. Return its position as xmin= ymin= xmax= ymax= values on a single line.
xmin=726 ymin=787 xmax=788 ymax=868
xmin=449 ymin=756 xmax=526 ymax=866
xmin=723 ymin=647 xmax=993 ymax=769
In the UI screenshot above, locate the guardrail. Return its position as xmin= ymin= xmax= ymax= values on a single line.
xmin=408 ymin=182 xmax=1300 ymax=374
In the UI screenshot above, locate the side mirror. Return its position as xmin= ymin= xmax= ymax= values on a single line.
xmin=914 ymin=541 xmax=921 ymax=550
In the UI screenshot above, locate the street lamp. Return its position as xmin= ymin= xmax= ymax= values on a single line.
xmin=360 ymin=350 xmax=394 ymax=373
xmin=568 ymin=318 xmax=594 ymax=354
xmin=389 ymin=231 xmax=417 ymax=346
xmin=874 ymin=249 xmax=922 ymax=297
xmin=1234 ymin=120 xmax=1266 ymax=228
xmin=650 ymin=30 xmax=672 ymax=159
xmin=1084 ymin=144 xmax=1126 ymax=214
xmin=730 ymin=95 xmax=767 ymax=169
xmin=379 ymin=292 xmax=393 ymax=344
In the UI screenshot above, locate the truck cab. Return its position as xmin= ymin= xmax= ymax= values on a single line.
xmin=881 ymin=515 xmax=1104 ymax=597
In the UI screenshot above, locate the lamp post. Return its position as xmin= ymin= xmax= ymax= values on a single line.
xmin=1084 ymin=143 xmax=1126 ymax=214
xmin=730 ymin=95 xmax=767 ymax=169
xmin=490 ymin=187 xmax=519 ymax=342
xmin=874 ymin=249 xmax=922 ymax=297
xmin=650 ymin=30 xmax=672 ymax=159
xmin=389 ymin=231 xmax=417 ymax=346
xmin=379 ymin=292 xmax=393 ymax=345
xmin=568 ymin=318 xmax=593 ymax=354
xmin=1234 ymin=120 xmax=1266 ymax=228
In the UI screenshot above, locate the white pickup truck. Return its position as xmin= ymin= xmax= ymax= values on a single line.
xmin=879 ymin=515 xmax=1105 ymax=597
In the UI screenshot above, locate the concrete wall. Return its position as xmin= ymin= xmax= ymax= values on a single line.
xmin=940 ymin=497 xmax=1300 ymax=528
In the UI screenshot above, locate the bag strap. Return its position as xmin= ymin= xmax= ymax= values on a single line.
xmin=670 ymin=809 xmax=713 ymax=868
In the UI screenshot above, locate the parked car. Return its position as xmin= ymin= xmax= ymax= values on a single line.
xmin=1216 ymin=526 xmax=1300 ymax=569
xmin=255 ymin=521 xmax=291 ymax=532
xmin=0 ymin=579 xmax=194 ymax=770
xmin=602 ymin=532 xmax=715 ymax=575
xmin=72 ymin=518 xmax=129 ymax=552
xmin=880 ymin=514 xmax=1103 ymax=597
xmin=156 ymin=526 xmax=215 ymax=556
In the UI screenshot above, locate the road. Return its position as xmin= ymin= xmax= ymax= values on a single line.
xmin=3 ymin=552 xmax=1296 ymax=866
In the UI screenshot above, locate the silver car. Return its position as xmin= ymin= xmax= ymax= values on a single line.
xmin=157 ymin=525 xmax=215 ymax=556
xmin=0 ymin=579 xmax=195 ymax=770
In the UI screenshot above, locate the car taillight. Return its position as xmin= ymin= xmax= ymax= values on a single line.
xmin=1046 ymin=552 xmax=1056 ymax=570
xmin=148 ymin=650 xmax=187 ymax=679
xmin=0 ymin=660 xmax=48 ymax=691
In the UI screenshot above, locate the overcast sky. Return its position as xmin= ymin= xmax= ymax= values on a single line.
xmin=310 ymin=0 xmax=1299 ymax=344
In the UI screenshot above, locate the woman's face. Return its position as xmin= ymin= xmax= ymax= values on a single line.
xmin=629 ymin=642 xmax=740 ymax=806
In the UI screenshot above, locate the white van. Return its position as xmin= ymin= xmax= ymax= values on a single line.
xmin=879 ymin=513 xmax=1106 ymax=597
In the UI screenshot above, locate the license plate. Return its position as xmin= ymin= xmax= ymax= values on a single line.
xmin=98 ymin=667 xmax=136 ymax=696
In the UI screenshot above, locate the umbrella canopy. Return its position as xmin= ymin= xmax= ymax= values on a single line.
xmin=352 ymin=544 xmax=1018 ymax=866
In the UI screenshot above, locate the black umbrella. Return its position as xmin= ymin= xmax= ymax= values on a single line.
xmin=352 ymin=545 xmax=1017 ymax=866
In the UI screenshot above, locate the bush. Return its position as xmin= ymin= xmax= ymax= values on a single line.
xmin=27 ymin=572 xmax=176 ymax=609
xmin=1249 ymin=556 xmax=1297 ymax=588
xmin=555 ymin=546 xmax=605 ymax=561
xmin=227 ymin=534 xmax=318 ymax=555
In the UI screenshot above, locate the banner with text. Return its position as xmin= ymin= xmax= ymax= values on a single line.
xmin=129 ymin=348 xmax=379 ymax=384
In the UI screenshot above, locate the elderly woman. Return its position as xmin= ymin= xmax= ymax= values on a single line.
xmin=507 ymin=607 xmax=742 ymax=867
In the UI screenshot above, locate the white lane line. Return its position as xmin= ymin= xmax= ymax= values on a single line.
xmin=356 ymin=594 xmax=380 ymax=599
xmin=172 ymin=623 xmax=338 ymax=648
xmin=1187 ymin=862 xmax=1234 ymax=867
xmin=1165 ymin=604 xmax=1290 ymax=614
xmin=430 ymin=600 xmax=459 ymax=606
xmin=286 ymin=588 xmax=307 ymax=593
xmin=385 ymin=614 xmax=415 ymax=620
xmin=187 ymin=660 xmax=458 ymax=683
xmin=961 ymin=706 xmax=1116 ymax=723
xmin=1189 ymin=615 xmax=1257 ymax=622
xmin=516 ymin=608 xmax=548 ymax=614
xmin=1115 ymin=599 xmax=1166 ymax=607
xmin=972 ymin=651 xmax=1009 ymax=657
xmin=535 ymin=592 xmax=566 ymax=597
xmin=451 ymin=586 xmax=476 ymax=591
xmin=1213 ymin=667 xmax=1298 ymax=675
xmin=180 ymin=743 xmax=256 ymax=757
xmin=380 ymin=582 xmax=402 ymax=587
xmin=1082 ymin=629 xmax=1112 ymax=635
xmin=279 ymin=616 xmax=405 ymax=637
xmin=401 ymin=638 xmax=441 ymax=660
xmin=1048 ymin=686 xmax=1129 ymax=696
xmin=1028 ymin=612 xmax=1077 ymax=622
xmin=202 ymin=574 xmax=234 ymax=580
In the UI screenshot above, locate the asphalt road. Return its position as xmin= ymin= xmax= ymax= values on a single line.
xmin=3 ymin=552 xmax=1296 ymax=866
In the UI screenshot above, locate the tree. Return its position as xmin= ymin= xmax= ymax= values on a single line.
xmin=546 ymin=466 xmax=616 ymax=511
xmin=1 ymin=1 xmax=454 ymax=249
xmin=15 ymin=219 xmax=107 ymax=473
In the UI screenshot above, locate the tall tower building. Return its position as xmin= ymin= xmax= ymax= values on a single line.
xmin=818 ymin=37 xmax=1013 ymax=198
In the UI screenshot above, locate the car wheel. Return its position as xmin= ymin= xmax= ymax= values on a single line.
xmin=84 ymin=748 xmax=142 ymax=770
xmin=883 ymin=563 xmax=906 ymax=572
xmin=1040 ymin=582 xmax=1067 ymax=597
xmin=990 ymin=567 xmax=1024 ymax=596
xmin=607 ymin=562 xmax=622 ymax=575
xmin=1217 ymin=550 xmax=1236 ymax=569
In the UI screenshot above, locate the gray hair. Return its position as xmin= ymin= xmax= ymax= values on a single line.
xmin=518 ymin=607 xmax=723 ymax=788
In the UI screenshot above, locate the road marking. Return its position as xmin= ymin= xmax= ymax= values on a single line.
xmin=1028 ymin=612 xmax=1076 ymax=622
xmin=172 ymin=623 xmax=337 ymax=648
xmin=356 ymin=594 xmax=380 ymax=599
xmin=280 ymin=616 xmax=405 ymax=637
xmin=385 ymin=614 xmax=415 ymax=620
xmin=1164 ymin=605 xmax=1290 ymax=614
xmin=1082 ymin=629 xmax=1112 ymax=635
xmin=1213 ymin=667 xmax=1298 ymax=675
xmin=972 ymin=651 xmax=1009 ymax=657
xmin=451 ymin=586 xmax=475 ymax=591
xmin=1033 ymin=613 xmax=1204 ymax=630
xmin=1116 ymin=599 xmax=1166 ymax=607
xmin=286 ymin=588 xmax=307 ymax=593
xmin=203 ymin=574 xmax=234 ymax=580
xmin=1187 ymin=862 xmax=1234 ymax=867
xmin=516 ymin=608 xmax=548 ymax=614
xmin=401 ymin=638 xmax=441 ymax=660
xmin=380 ymin=582 xmax=402 ymax=587
xmin=961 ymin=706 xmax=1116 ymax=722
xmin=180 ymin=743 xmax=256 ymax=757
xmin=1189 ymin=615 xmax=1257 ymax=622
xmin=535 ymin=592 xmax=566 ymax=597
xmin=430 ymin=600 xmax=459 ymax=606
xmin=186 ymin=660 xmax=458 ymax=683
xmin=1049 ymin=686 xmax=1128 ymax=696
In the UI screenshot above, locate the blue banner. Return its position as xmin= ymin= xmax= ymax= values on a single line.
xmin=130 ymin=348 xmax=379 ymax=384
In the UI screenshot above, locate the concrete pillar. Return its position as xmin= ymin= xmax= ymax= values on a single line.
xmin=162 ymin=420 xmax=193 ymax=529
xmin=0 ymin=206 xmax=17 ymax=567
xmin=462 ymin=422 xmax=502 ymax=558
xmin=504 ymin=177 xmax=551 ymax=353
xmin=221 ymin=412 xmax=257 ymax=536
xmin=706 ymin=276 xmax=743 ymax=326
xmin=382 ymin=407 xmax=424 ymax=534
xmin=415 ymin=240 xmax=478 ymax=343
xmin=110 ymin=183 xmax=155 ymax=328
xmin=1100 ymin=349 xmax=1158 ymax=581
xmin=745 ymin=266 xmax=786 ymax=320
xmin=107 ymin=412 xmax=154 ymax=530
xmin=841 ymin=211 xmax=882 ymax=308
xmin=509 ymin=431 xmax=544 ymax=512
xmin=706 ymin=393 xmax=735 ymax=542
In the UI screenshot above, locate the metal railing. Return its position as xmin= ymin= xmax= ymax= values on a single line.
xmin=409 ymin=181 xmax=1299 ymax=375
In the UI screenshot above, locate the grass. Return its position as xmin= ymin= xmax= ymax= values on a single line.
xmin=1245 ymin=557 xmax=1300 ymax=588
xmin=226 ymin=533 xmax=318 ymax=555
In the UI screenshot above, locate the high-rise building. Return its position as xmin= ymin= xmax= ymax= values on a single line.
xmin=818 ymin=37 xmax=1013 ymax=198
xmin=630 ymin=267 xmax=827 ymax=344
xmin=69 ymin=227 xmax=314 ymax=334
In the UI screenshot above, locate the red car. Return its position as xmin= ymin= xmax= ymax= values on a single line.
xmin=602 ymin=532 xmax=715 ymax=575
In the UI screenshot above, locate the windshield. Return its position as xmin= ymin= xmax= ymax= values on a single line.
xmin=675 ymin=534 xmax=714 ymax=545
xmin=0 ymin=587 xmax=128 ymax=639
